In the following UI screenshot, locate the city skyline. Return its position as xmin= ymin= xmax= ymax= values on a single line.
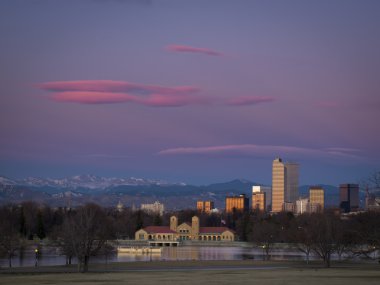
xmin=1 ymin=0 xmax=379 ymax=185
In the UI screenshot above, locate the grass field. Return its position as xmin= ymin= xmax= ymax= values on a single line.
xmin=1 ymin=260 xmax=379 ymax=285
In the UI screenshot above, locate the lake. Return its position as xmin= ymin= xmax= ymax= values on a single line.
xmin=1 ymin=245 xmax=370 ymax=268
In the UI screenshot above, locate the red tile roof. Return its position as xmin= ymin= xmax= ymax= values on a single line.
xmin=199 ymin=227 xmax=235 ymax=234
xmin=143 ymin=226 xmax=177 ymax=234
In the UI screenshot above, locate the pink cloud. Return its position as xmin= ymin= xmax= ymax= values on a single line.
xmin=49 ymin=91 xmax=272 ymax=108
xmin=157 ymin=144 xmax=362 ymax=160
xmin=37 ymin=80 xmax=205 ymax=107
xmin=226 ymin=96 xmax=276 ymax=106
xmin=49 ymin=91 xmax=206 ymax=107
xmin=166 ymin=44 xmax=224 ymax=56
xmin=51 ymin=92 xmax=136 ymax=104
xmin=136 ymin=94 xmax=208 ymax=107
xmin=37 ymin=80 xmax=277 ymax=108
xmin=37 ymin=80 xmax=200 ymax=95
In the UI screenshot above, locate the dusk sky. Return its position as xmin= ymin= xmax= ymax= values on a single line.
xmin=1 ymin=0 xmax=379 ymax=185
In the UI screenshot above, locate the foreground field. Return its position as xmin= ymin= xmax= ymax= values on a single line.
xmin=1 ymin=260 xmax=379 ymax=285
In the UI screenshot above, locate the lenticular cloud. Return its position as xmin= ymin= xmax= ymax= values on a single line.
xmin=166 ymin=44 xmax=224 ymax=56
xmin=38 ymin=80 xmax=203 ymax=106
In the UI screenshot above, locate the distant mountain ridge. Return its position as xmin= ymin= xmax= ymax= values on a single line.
xmin=0 ymin=174 xmax=185 ymax=189
xmin=0 ymin=175 xmax=259 ymax=209
xmin=0 ymin=174 xmax=360 ymax=209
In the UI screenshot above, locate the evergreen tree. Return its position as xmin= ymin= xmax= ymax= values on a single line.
xmin=153 ymin=214 xmax=162 ymax=226
xmin=135 ymin=210 xmax=144 ymax=231
xmin=37 ymin=210 xmax=46 ymax=240
xmin=19 ymin=207 xmax=26 ymax=237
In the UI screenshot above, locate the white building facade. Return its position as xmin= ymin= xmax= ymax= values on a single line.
xmin=141 ymin=201 xmax=165 ymax=216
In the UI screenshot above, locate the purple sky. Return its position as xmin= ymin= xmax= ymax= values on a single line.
xmin=0 ymin=0 xmax=379 ymax=185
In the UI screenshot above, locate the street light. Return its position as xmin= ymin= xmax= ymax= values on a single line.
xmin=262 ymin=245 xmax=266 ymax=260
xmin=34 ymin=248 xmax=39 ymax=267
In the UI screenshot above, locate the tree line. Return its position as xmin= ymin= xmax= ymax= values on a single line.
xmin=0 ymin=202 xmax=379 ymax=271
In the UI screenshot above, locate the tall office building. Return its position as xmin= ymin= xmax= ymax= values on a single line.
xmin=272 ymin=158 xmax=299 ymax=213
xmin=225 ymin=194 xmax=249 ymax=213
xmin=272 ymin=158 xmax=286 ymax=212
xmin=252 ymin=186 xmax=271 ymax=211
xmin=339 ymin=184 xmax=359 ymax=213
xmin=309 ymin=186 xmax=324 ymax=213
xmin=285 ymin=162 xmax=299 ymax=203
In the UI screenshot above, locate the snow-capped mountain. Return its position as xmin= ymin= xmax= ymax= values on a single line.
xmin=0 ymin=176 xmax=17 ymax=185
xmin=0 ymin=174 xmax=185 ymax=190
xmin=52 ymin=191 xmax=83 ymax=198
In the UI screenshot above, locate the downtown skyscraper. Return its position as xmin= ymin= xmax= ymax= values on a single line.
xmin=272 ymin=157 xmax=299 ymax=213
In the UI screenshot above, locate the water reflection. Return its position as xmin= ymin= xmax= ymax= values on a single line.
xmin=0 ymin=246 xmax=363 ymax=268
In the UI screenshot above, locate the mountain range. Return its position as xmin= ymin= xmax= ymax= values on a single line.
xmin=0 ymin=175 xmax=365 ymax=210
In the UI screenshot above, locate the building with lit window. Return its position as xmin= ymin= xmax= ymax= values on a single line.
xmin=251 ymin=186 xmax=266 ymax=211
xmin=197 ymin=201 xmax=215 ymax=214
xmin=309 ymin=186 xmax=324 ymax=213
xmin=225 ymin=194 xmax=249 ymax=213
xmin=252 ymin=192 xmax=265 ymax=211
xmin=252 ymin=186 xmax=271 ymax=211
xmin=272 ymin=158 xmax=299 ymax=213
xmin=272 ymin=158 xmax=286 ymax=212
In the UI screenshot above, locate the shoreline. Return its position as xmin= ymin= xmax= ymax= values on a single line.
xmin=1 ymin=259 xmax=379 ymax=274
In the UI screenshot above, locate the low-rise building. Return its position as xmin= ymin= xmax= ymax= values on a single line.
xmin=366 ymin=195 xmax=380 ymax=212
xmin=283 ymin=202 xmax=295 ymax=213
xmin=252 ymin=186 xmax=272 ymax=211
xmin=295 ymin=198 xmax=309 ymax=214
xmin=197 ymin=201 xmax=215 ymax=214
xmin=141 ymin=201 xmax=164 ymax=216
xmin=252 ymin=192 xmax=266 ymax=212
xmin=225 ymin=194 xmax=249 ymax=213
xmin=135 ymin=216 xmax=235 ymax=243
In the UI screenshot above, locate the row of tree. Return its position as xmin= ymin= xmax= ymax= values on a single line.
xmin=247 ymin=210 xmax=380 ymax=267
xmin=0 ymin=202 xmax=379 ymax=271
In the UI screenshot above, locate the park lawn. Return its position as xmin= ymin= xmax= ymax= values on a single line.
xmin=1 ymin=261 xmax=380 ymax=285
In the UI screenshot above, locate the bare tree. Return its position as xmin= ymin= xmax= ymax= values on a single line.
xmin=350 ymin=212 xmax=380 ymax=262
xmin=62 ymin=204 xmax=112 ymax=272
xmin=333 ymin=218 xmax=359 ymax=261
xmin=368 ymin=171 xmax=380 ymax=190
xmin=20 ymin=201 xmax=39 ymax=239
xmin=361 ymin=171 xmax=380 ymax=195
xmin=251 ymin=219 xmax=279 ymax=260
xmin=0 ymin=205 xmax=24 ymax=268
xmin=308 ymin=213 xmax=341 ymax=268
xmin=291 ymin=214 xmax=314 ymax=264
xmin=50 ymin=223 xmax=74 ymax=266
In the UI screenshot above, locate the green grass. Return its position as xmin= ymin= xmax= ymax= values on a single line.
xmin=1 ymin=260 xmax=379 ymax=285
